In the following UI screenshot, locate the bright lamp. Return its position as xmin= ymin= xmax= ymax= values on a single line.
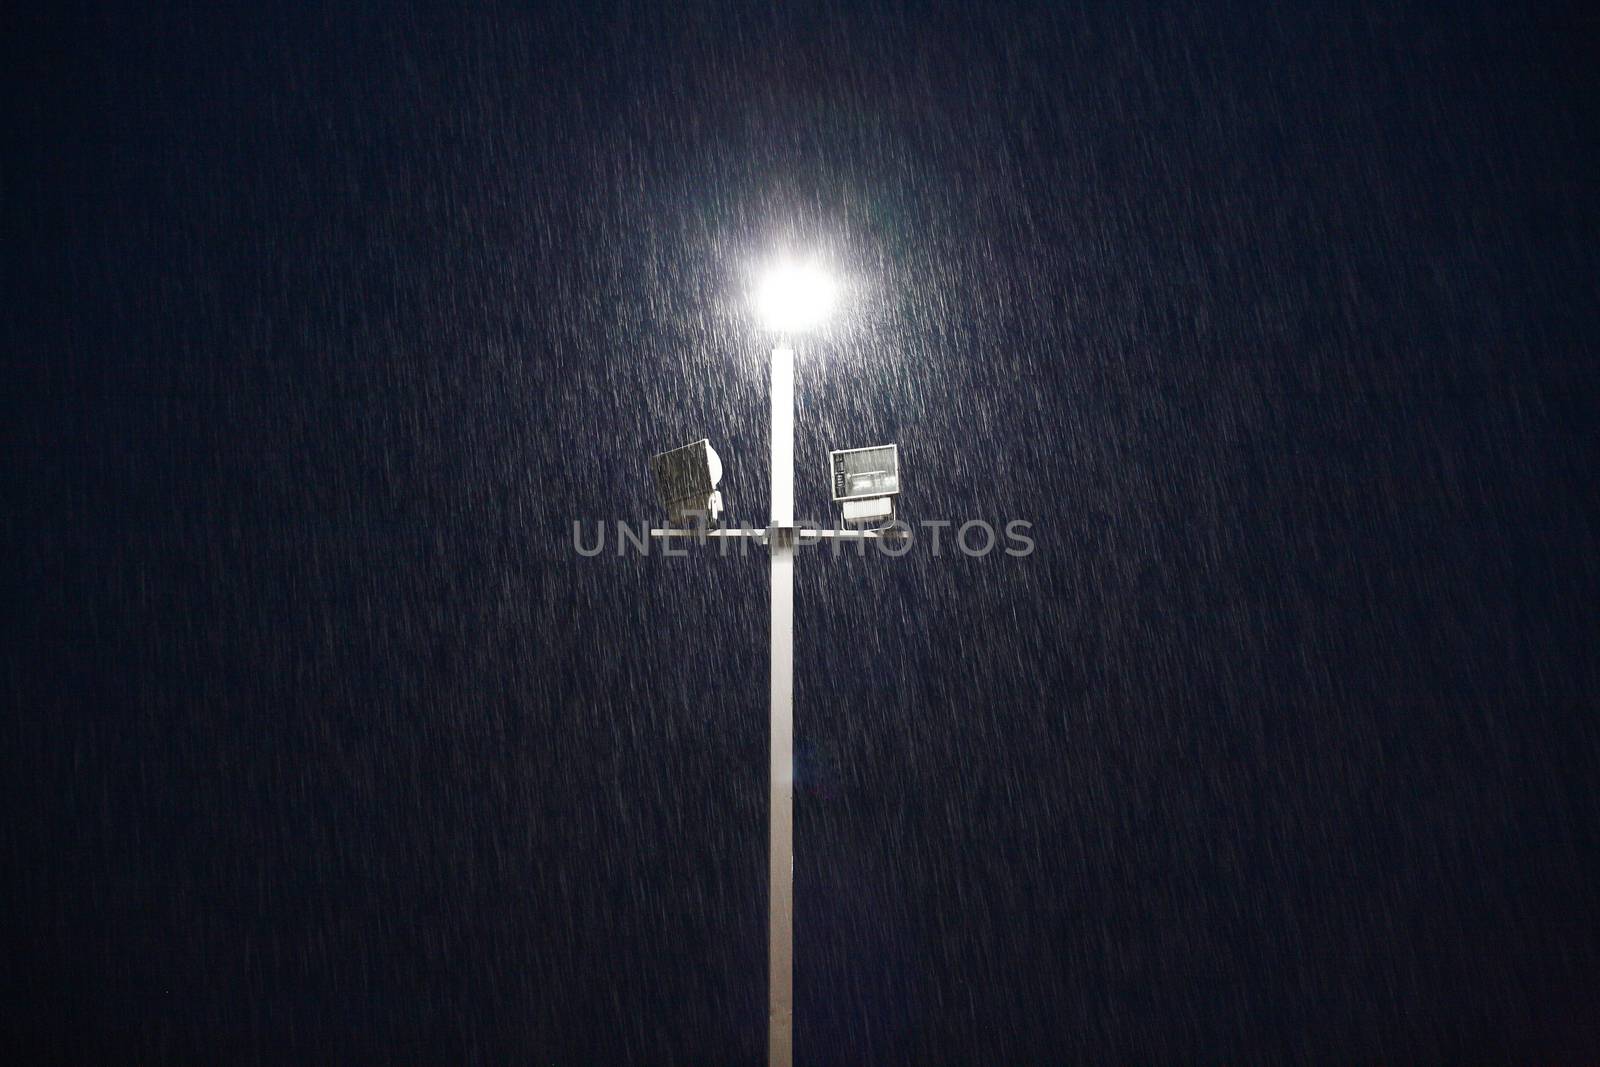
xmin=755 ymin=262 xmax=837 ymax=333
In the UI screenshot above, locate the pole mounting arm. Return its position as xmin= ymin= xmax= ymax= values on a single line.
xmin=647 ymin=527 xmax=909 ymax=546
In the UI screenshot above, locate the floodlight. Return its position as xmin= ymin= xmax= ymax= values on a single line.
xmin=755 ymin=262 xmax=836 ymax=333
xmin=829 ymin=444 xmax=899 ymax=524
xmin=650 ymin=439 xmax=724 ymax=525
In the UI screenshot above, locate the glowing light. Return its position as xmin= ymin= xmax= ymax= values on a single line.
xmin=754 ymin=262 xmax=837 ymax=333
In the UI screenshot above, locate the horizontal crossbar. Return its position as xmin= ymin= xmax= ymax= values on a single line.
xmin=648 ymin=527 xmax=908 ymax=542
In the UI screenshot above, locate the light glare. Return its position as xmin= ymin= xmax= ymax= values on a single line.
xmin=755 ymin=262 xmax=837 ymax=333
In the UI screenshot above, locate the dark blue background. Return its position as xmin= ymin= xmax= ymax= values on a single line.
xmin=7 ymin=2 xmax=1598 ymax=1062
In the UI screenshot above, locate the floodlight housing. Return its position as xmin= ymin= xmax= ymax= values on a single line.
xmin=650 ymin=439 xmax=724 ymax=525
xmin=755 ymin=262 xmax=836 ymax=333
xmin=829 ymin=444 xmax=899 ymax=523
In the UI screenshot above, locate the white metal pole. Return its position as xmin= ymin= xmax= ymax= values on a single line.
xmin=768 ymin=345 xmax=795 ymax=1067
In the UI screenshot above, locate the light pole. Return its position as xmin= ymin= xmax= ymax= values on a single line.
xmin=753 ymin=261 xmax=831 ymax=1067
xmin=651 ymin=260 xmax=894 ymax=1067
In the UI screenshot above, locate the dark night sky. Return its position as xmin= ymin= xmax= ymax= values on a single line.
xmin=6 ymin=2 xmax=1599 ymax=1063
